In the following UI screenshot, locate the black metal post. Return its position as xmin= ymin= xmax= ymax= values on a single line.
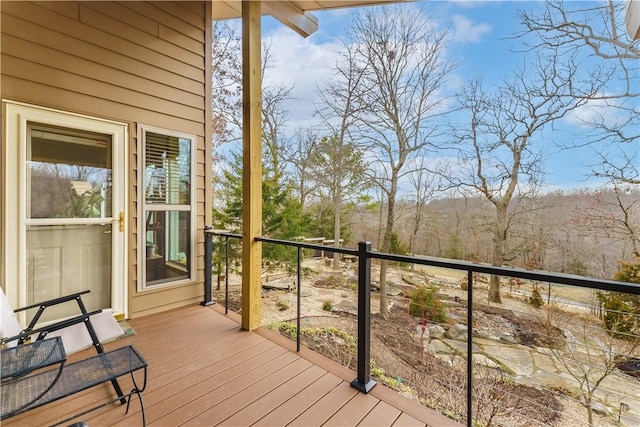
xmin=225 ymin=236 xmax=229 ymax=314
xmin=351 ymin=241 xmax=376 ymax=393
xmin=202 ymin=226 xmax=214 ymax=306
xmin=467 ymin=270 xmax=473 ymax=427
xmin=297 ymin=246 xmax=302 ymax=352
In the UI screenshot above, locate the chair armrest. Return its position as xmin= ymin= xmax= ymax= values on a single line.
xmin=13 ymin=290 xmax=91 ymax=313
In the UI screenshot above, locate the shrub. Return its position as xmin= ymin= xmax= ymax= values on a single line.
xmin=322 ymin=300 xmax=333 ymax=311
xmin=528 ymin=284 xmax=544 ymax=308
xmin=567 ymin=258 xmax=589 ymax=276
xmin=390 ymin=232 xmax=409 ymax=256
xmin=389 ymin=232 xmax=410 ymax=268
xmin=597 ymin=258 xmax=640 ymax=339
xmin=408 ymin=285 xmax=448 ymax=324
xmin=597 ymin=291 xmax=639 ymax=339
xmin=614 ymin=258 xmax=640 ymax=283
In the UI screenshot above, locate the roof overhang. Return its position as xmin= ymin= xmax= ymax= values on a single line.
xmin=626 ymin=0 xmax=640 ymax=40
xmin=212 ymin=0 xmax=408 ymax=37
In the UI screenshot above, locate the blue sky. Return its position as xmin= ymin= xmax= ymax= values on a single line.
xmin=255 ymin=1 xmax=638 ymax=192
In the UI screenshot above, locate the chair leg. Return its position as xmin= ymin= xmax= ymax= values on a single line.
xmin=110 ymin=378 xmax=127 ymax=405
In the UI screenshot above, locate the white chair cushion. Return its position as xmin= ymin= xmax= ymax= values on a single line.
xmin=47 ymin=322 xmax=94 ymax=354
xmin=46 ymin=311 xmax=124 ymax=355
xmin=91 ymin=311 xmax=125 ymax=343
xmin=1 ymin=288 xmax=22 ymax=348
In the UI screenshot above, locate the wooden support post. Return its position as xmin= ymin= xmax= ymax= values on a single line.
xmin=241 ymin=0 xmax=263 ymax=331
xmin=204 ymin=0 xmax=213 ymax=232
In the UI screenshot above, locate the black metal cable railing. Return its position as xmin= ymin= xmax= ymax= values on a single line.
xmin=204 ymin=229 xmax=640 ymax=427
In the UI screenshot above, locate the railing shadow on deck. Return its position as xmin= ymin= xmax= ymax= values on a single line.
xmin=204 ymin=228 xmax=640 ymax=427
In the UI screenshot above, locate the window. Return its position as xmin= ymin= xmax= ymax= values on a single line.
xmin=139 ymin=126 xmax=195 ymax=289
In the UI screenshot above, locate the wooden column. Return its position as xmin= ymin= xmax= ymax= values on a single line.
xmin=204 ymin=0 xmax=213 ymax=236
xmin=241 ymin=0 xmax=262 ymax=331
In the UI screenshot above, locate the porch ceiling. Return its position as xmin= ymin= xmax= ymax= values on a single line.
xmin=212 ymin=0 xmax=408 ymax=37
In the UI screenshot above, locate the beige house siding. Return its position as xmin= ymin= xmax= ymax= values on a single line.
xmin=1 ymin=1 xmax=211 ymax=318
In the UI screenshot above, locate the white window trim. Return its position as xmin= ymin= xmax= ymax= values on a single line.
xmin=137 ymin=124 xmax=196 ymax=291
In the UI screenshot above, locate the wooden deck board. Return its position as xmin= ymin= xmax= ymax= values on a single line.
xmin=187 ymin=358 xmax=314 ymax=426
xmin=149 ymin=351 xmax=300 ymax=426
xmin=90 ymin=340 xmax=281 ymax=426
xmin=1 ymin=304 xmax=455 ymax=427
xmin=324 ymin=391 xmax=380 ymax=426
xmin=135 ymin=346 xmax=291 ymax=425
xmin=393 ymin=412 xmax=428 ymax=427
xmin=252 ymin=372 xmax=343 ymax=426
xmin=287 ymin=381 xmax=359 ymax=426
xmin=358 ymin=401 xmax=403 ymax=427
xmin=217 ymin=364 xmax=326 ymax=426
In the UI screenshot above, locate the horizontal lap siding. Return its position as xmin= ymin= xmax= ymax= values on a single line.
xmin=1 ymin=1 xmax=209 ymax=318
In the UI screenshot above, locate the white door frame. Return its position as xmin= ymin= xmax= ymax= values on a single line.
xmin=3 ymin=101 xmax=128 ymax=319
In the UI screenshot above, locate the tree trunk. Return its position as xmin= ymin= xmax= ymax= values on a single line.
xmin=488 ymin=275 xmax=502 ymax=304
xmin=379 ymin=259 xmax=388 ymax=314
xmin=489 ymin=206 xmax=507 ymax=303
xmin=333 ymin=189 xmax=341 ymax=269
xmin=379 ymin=193 xmax=396 ymax=316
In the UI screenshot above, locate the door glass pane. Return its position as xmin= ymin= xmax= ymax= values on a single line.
xmin=28 ymin=123 xmax=112 ymax=219
xmin=25 ymin=123 xmax=113 ymax=322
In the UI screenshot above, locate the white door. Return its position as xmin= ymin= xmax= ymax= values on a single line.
xmin=3 ymin=102 xmax=128 ymax=323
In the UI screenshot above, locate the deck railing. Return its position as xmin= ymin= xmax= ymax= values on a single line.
xmin=204 ymin=228 xmax=640 ymax=427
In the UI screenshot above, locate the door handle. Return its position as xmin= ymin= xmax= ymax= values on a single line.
xmin=114 ymin=211 xmax=125 ymax=232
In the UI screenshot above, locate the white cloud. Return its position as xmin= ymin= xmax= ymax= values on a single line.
xmin=450 ymin=14 xmax=491 ymax=44
xmin=262 ymin=15 xmax=464 ymax=133
xmin=263 ymin=27 xmax=343 ymax=130
xmin=563 ymin=98 xmax=625 ymax=129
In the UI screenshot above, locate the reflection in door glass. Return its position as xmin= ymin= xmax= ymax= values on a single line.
xmin=27 ymin=123 xmax=112 ymax=219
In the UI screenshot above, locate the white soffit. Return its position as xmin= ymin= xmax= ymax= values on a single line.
xmin=626 ymin=0 xmax=640 ymax=40
xmin=212 ymin=0 xmax=409 ymax=37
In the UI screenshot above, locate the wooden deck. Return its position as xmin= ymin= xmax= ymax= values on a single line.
xmin=3 ymin=304 xmax=458 ymax=427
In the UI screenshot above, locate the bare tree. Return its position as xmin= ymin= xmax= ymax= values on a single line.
xmin=261 ymin=82 xmax=294 ymax=188
xmin=283 ymin=127 xmax=321 ymax=207
xmin=451 ymin=46 xmax=604 ymax=303
xmin=217 ymin=35 xmax=295 ymax=189
xmin=211 ymin=21 xmax=242 ymax=149
xmin=406 ymin=156 xmax=442 ymax=263
xmin=589 ymin=148 xmax=640 ymax=260
xmin=314 ymin=43 xmax=371 ymax=269
xmin=209 ymin=21 xmax=243 ymax=213
xmin=518 ymin=0 xmax=639 ymax=272
xmin=580 ymin=185 xmax=640 ymax=259
xmin=518 ymin=1 xmax=639 ymax=98
xmin=342 ymin=5 xmax=455 ymax=314
xmin=539 ymin=305 xmax=639 ymax=427
xmin=518 ymin=1 xmax=639 ymax=181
